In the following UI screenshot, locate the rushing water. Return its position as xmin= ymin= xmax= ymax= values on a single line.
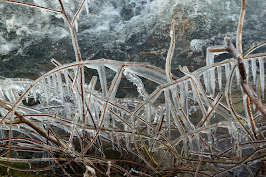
xmin=0 ymin=0 xmax=265 ymax=79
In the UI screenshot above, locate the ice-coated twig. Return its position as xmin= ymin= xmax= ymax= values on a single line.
xmin=58 ymin=0 xmax=82 ymax=62
xmin=72 ymin=0 xmax=90 ymax=26
xmin=0 ymin=100 xmax=60 ymax=146
xmin=225 ymin=38 xmax=266 ymax=117
xmin=165 ymin=19 xmax=176 ymax=83
xmin=2 ymin=0 xmax=61 ymax=13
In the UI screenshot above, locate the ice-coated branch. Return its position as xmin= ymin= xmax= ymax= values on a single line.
xmin=1 ymin=0 xmax=61 ymax=13
xmin=236 ymin=0 xmax=245 ymax=55
xmin=0 ymin=99 xmax=60 ymax=146
xmin=225 ymin=37 xmax=266 ymax=117
xmin=165 ymin=19 xmax=176 ymax=83
xmin=72 ymin=0 xmax=90 ymax=26
xmin=58 ymin=0 xmax=82 ymax=62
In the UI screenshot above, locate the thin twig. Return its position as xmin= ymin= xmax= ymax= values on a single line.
xmin=2 ymin=0 xmax=61 ymax=13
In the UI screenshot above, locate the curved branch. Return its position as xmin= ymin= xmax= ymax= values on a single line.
xmin=2 ymin=0 xmax=61 ymax=13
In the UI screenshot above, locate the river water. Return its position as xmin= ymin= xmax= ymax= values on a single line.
xmin=0 ymin=0 xmax=265 ymax=79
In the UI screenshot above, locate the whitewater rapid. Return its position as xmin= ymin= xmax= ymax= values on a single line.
xmin=0 ymin=0 xmax=265 ymax=78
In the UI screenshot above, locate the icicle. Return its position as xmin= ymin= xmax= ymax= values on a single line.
xmin=97 ymin=66 xmax=108 ymax=98
xmin=0 ymin=87 xmax=4 ymax=99
xmin=207 ymin=129 xmax=212 ymax=144
xmin=5 ymin=90 xmax=15 ymax=103
xmin=188 ymin=136 xmax=193 ymax=151
xmin=85 ymin=0 xmax=90 ymax=16
xmin=242 ymin=94 xmax=253 ymax=134
xmin=74 ymin=19 xmax=78 ymax=32
xmin=116 ymin=133 xmax=121 ymax=151
xmin=87 ymin=76 xmax=97 ymax=111
xmin=63 ymin=69 xmax=70 ymax=93
xmin=124 ymin=122 xmax=130 ymax=149
xmin=32 ymin=86 xmax=37 ymax=102
xmin=12 ymin=89 xmax=20 ymax=101
xmin=244 ymin=59 xmax=249 ymax=81
xmin=230 ymin=62 xmax=235 ymax=76
xmin=217 ymin=65 xmax=222 ymax=91
xmin=77 ymin=98 xmax=83 ymax=120
xmin=110 ymin=131 xmax=115 ymax=150
xmin=180 ymin=83 xmax=185 ymax=110
xmin=230 ymin=62 xmax=239 ymax=86
xmin=225 ymin=62 xmax=230 ymax=82
xmin=171 ymin=85 xmax=194 ymax=130
xmin=25 ymin=91 xmax=29 ymax=103
xmin=65 ymin=103 xmax=71 ymax=119
xmin=52 ymin=74 xmax=57 ymax=89
xmin=0 ymin=89 xmax=8 ymax=115
xmin=203 ymin=72 xmax=209 ymax=93
xmin=190 ymin=79 xmax=207 ymax=116
xmin=182 ymin=138 xmax=188 ymax=155
xmin=184 ymin=80 xmax=189 ymax=117
xmin=110 ymin=112 xmax=116 ymax=150
xmin=164 ymin=90 xmax=171 ymax=138
xmin=192 ymin=84 xmax=197 ymax=103
xmin=146 ymin=103 xmax=151 ymax=136
xmin=72 ymin=67 xmax=79 ymax=90
xmin=235 ymin=64 xmax=240 ymax=86
xmin=236 ymin=142 xmax=242 ymax=159
xmin=206 ymin=50 xmax=215 ymax=95
xmin=194 ymin=133 xmax=201 ymax=151
xmin=42 ymin=79 xmax=49 ymax=105
xmin=255 ymin=76 xmax=260 ymax=110
xmin=28 ymin=162 xmax=32 ymax=169
xmin=56 ymin=72 xmax=64 ymax=103
xmin=258 ymin=57 xmax=264 ymax=99
xmin=10 ymin=90 xmax=17 ymax=102
xmin=210 ymin=67 xmax=215 ymax=96
xmin=47 ymin=75 xmax=52 ymax=89
xmin=251 ymin=58 xmax=257 ymax=83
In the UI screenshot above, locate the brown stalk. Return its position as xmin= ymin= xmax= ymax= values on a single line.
xmin=225 ymin=38 xmax=266 ymax=117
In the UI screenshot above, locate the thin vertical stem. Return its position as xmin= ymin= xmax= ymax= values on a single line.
xmin=58 ymin=0 xmax=82 ymax=62
xmin=236 ymin=0 xmax=245 ymax=55
xmin=165 ymin=19 xmax=176 ymax=83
